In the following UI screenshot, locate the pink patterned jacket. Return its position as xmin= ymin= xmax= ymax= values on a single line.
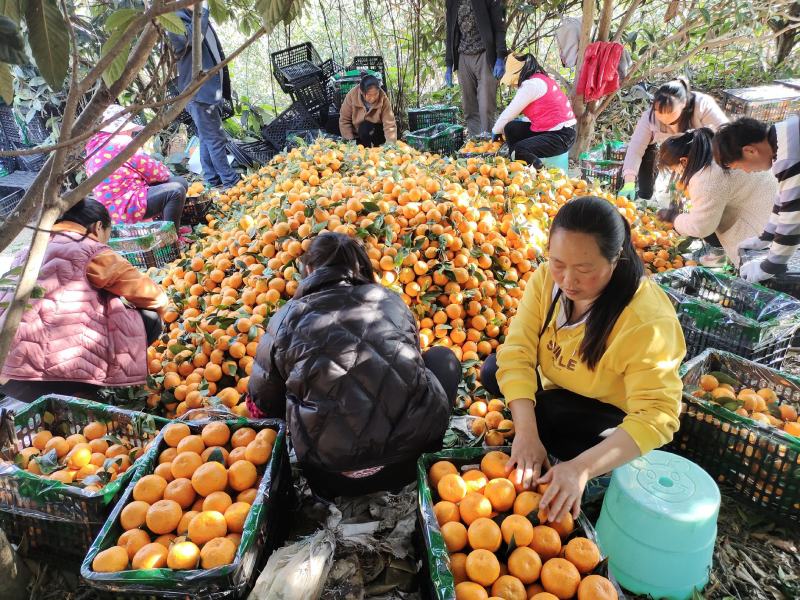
xmin=85 ymin=132 xmax=171 ymax=223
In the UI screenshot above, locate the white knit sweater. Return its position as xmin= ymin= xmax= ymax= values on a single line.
xmin=673 ymin=162 xmax=777 ymax=265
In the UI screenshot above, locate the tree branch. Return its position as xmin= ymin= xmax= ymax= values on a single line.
xmin=597 ymin=0 xmax=615 ymax=42
xmin=612 ymin=0 xmax=644 ymax=44
xmin=79 ymin=0 xmax=198 ymax=95
xmin=61 ymin=25 xmax=266 ymax=207
xmin=191 ymin=3 xmax=202 ymax=79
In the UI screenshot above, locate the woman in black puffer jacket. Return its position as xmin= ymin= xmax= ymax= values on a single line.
xmin=248 ymin=233 xmax=461 ymax=498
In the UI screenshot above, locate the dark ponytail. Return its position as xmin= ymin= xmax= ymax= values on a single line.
xmin=57 ymin=198 xmax=112 ymax=230
xmin=550 ymin=196 xmax=644 ymax=370
xmin=658 ymin=127 xmax=715 ymax=187
xmin=516 ymin=54 xmax=547 ymax=87
xmin=300 ymin=232 xmax=375 ymax=285
xmin=650 ymin=77 xmax=696 ymax=131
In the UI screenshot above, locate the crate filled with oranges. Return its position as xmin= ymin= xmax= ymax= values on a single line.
xmin=183 ymin=181 xmax=213 ymax=227
xmin=80 ymin=416 xmax=291 ymax=599
xmin=0 ymin=395 xmax=166 ymax=560
xmin=417 ymin=447 xmax=624 ymax=600
xmin=670 ymin=349 xmax=800 ymax=521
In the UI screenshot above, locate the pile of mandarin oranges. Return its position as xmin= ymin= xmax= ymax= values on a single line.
xmin=146 ymin=140 xmax=680 ymax=435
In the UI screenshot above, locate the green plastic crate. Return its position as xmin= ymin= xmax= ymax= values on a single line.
xmin=80 ymin=416 xmax=291 ymax=599
xmin=671 ymin=349 xmax=800 ymax=521
xmin=416 ymin=446 xmax=626 ymax=600
xmin=0 ymin=395 xmax=167 ymax=560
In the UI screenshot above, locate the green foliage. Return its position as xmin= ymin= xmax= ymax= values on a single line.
xmin=0 ymin=14 xmax=28 ymax=65
xmin=24 ymin=0 xmax=69 ymax=89
xmin=0 ymin=63 xmax=11 ymax=103
xmin=156 ymin=12 xmax=185 ymax=35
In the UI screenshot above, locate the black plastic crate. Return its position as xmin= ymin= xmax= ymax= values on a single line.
xmin=579 ymin=142 xmax=624 ymax=191
xmin=670 ymin=349 xmax=800 ymax=521
xmin=0 ymin=105 xmax=21 ymax=145
xmin=289 ymin=76 xmax=330 ymax=125
xmin=407 ymin=105 xmax=460 ymax=131
xmin=22 ymin=114 xmax=49 ymax=145
xmin=0 ymin=396 xmax=167 ymax=561
xmin=230 ymin=140 xmax=277 ymax=169
xmin=182 ymin=193 xmax=214 ymax=227
xmin=349 ymin=55 xmax=387 ymax=88
xmin=0 ymin=138 xmax=16 ymax=176
xmin=580 ymin=162 xmax=624 ymax=191
xmin=14 ymin=147 xmax=47 ymax=172
xmin=0 ymin=185 xmax=24 ymax=220
xmin=271 ymin=42 xmax=323 ymax=92
xmin=321 ymin=58 xmax=344 ymax=80
xmin=739 ymin=248 xmax=800 ymax=299
xmin=261 ymin=102 xmax=320 ymax=151
xmin=654 ymin=267 xmax=800 ymax=368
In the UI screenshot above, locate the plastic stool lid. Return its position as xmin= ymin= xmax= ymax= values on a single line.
xmin=612 ymin=450 xmax=720 ymax=522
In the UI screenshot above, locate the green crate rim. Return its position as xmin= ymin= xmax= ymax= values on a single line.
xmin=80 ymin=417 xmax=286 ymax=592
xmin=0 ymin=395 xmax=169 ymax=506
xmin=416 ymin=446 xmax=626 ymax=600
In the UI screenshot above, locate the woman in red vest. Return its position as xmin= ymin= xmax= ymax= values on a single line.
xmin=491 ymin=54 xmax=576 ymax=169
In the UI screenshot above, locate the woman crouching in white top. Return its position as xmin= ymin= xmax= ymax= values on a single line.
xmin=656 ymin=128 xmax=777 ymax=266
xmin=491 ymin=54 xmax=577 ymax=169
xmin=619 ymin=78 xmax=728 ymax=202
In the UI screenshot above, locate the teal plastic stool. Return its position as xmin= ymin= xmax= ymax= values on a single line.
xmin=595 ymin=450 xmax=720 ymax=600
xmin=540 ymin=152 xmax=569 ymax=172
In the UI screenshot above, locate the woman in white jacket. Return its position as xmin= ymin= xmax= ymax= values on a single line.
xmin=620 ymin=78 xmax=728 ymax=201
xmin=656 ymin=128 xmax=777 ymax=265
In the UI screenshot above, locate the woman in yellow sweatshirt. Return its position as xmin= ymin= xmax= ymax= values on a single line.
xmin=480 ymin=195 xmax=685 ymax=523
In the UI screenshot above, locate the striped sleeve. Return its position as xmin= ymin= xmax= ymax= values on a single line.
xmin=762 ymin=115 xmax=800 ymax=275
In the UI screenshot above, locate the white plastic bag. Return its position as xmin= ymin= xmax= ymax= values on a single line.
xmin=247 ymin=528 xmax=336 ymax=600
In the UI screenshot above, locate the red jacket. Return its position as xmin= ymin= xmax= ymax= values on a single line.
xmin=576 ymin=42 xmax=623 ymax=102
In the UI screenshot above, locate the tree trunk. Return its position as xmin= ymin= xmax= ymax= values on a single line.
xmin=776 ymin=33 xmax=797 ymax=65
xmin=771 ymin=2 xmax=800 ymax=66
xmin=572 ymin=110 xmax=597 ymax=158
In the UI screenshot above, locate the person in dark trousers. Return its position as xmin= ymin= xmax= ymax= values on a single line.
xmin=491 ymin=54 xmax=576 ymax=168
xmin=445 ymin=0 xmax=508 ymax=135
xmin=247 ymin=233 xmax=460 ymax=499
xmin=339 ymin=75 xmax=397 ymax=147
xmin=619 ymin=78 xmax=728 ymax=201
xmin=480 ymin=197 xmax=685 ymax=523
xmin=168 ymin=6 xmax=239 ymax=189
xmin=85 ymin=104 xmax=189 ymax=236
xmin=0 ymin=199 xmax=167 ymax=403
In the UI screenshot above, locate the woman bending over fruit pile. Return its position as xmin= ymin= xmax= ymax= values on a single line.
xmin=85 ymin=104 xmax=189 ymax=237
xmin=481 ymin=196 xmax=686 ymax=522
xmin=247 ymin=233 xmax=462 ymax=499
xmin=0 ymin=199 xmax=167 ymax=403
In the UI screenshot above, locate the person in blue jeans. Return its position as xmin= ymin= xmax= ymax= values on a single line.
xmin=168 ymin=5 xmax=239 ymax=189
